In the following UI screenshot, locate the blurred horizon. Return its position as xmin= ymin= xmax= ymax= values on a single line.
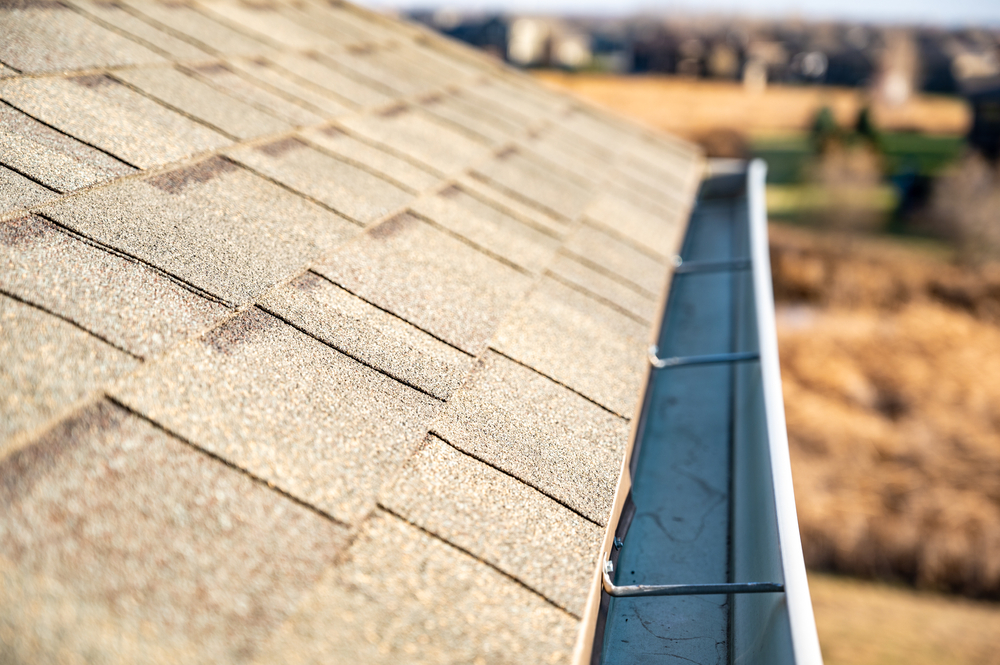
xmin=356 ymin=0 xmax=1000 ymax=27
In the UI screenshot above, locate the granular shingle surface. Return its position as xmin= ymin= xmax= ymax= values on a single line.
xmin=339 ymin=107 xmax=493 ymax=176
xmin=0 ymin=3 xmax=165 ymax=73
xmin=116 ymin=0 xmax=279 ymax=58
xmin=0 ymin=1 xmax=706 ymax=659
xmin=0 ymin=75 xmax=230 ymax=169
xmin=1 ymin=215 xmax=228 ymax=358
xmin=0 ymin=295 xmax=138 ymax=449
xmin=0 ymin=400 xmax=348 ymax=663
xmin=43 ymin=158 xmax=357 ymax=306
xmin=112 ymin=308 xmax=441 ymax=524
xmin=0 ymin=101 xmax=135 ymax=194
xmin=259 ymin=272 xmax=472 ymax=399
xmin=185 ymin=62 xmax=324 ymax=127
xmin=492 ymin=277 xmax=650 ymax=418
xmin=381 ymin=434 xmax=603 ymax=614
xmin=432 ymin=351 xmax=630 ymax=524
xmin=473 ymin=148 xmax=592 ymax=220
xmin=62 ymin=0 xmax=215 ymax=61
xmin=267 ymin=52 xmax=394 ymax=109
xmin=252 ymin=511 xmax=578 ymax=665
xmin=563 ymin=223 xmax=673 ymax=297
xmin=114 ymin=65 xmax=291 ymax=140
xmin=0 ymin=167 xmax=51 ymax=215
xmin=227 ymin=57 xmax=348 ymax=117
xmin=547 ymin=252 xmax=659 ymax=324
xmin=302 ymin=125 xmax=439 ymax=193
xmin=228 ymin=138 xmax=411 ymax=225
xmin=410 ymin=186 xmax=560 ymax=273
xmin=315 ymin=213 xmax=533 ymax=355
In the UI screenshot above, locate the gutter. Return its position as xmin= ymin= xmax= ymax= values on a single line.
xmin=572 ymin=159 xmax=823 ymax=665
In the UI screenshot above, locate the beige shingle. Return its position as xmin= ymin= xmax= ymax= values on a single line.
xmin=111 ymin=308 xmax=441 ymax=524
xmin=252 ymin=511 xmax=578 ymax=665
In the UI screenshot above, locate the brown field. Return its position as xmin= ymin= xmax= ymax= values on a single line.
xmin=772 ymin=225 xmax=1000 ymax=598
xmin=535 ymin=72 xmax=970 ymax=140
xmin=811 ymin=571 xmax=1000 ymax=665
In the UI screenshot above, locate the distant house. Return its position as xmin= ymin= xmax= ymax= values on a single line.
xmin=963 ymin=75 xmax=1000 ymax=160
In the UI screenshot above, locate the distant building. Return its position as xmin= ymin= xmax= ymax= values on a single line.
xmin=963 ymin=76 xmax=1000 ymax=160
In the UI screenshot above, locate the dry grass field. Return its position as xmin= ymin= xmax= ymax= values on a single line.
xmin=535 ymin=72 xmax=970 ymax=140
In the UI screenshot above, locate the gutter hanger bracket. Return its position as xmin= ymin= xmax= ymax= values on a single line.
xmin=648 ymin=345 xmax=760 ymax=369
xmin=602 ymin=555 xmax=784 ymax=598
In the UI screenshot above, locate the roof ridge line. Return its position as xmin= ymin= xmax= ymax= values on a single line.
xmin=309 ymin=270 xmax=477 ymax=358
xmin=375 ymin=503 xmax=582 ymax=620
xmin=254 ymin=304 xmax=446 ymax=404
xmin=487 ymin=347 xmax=629 ymax=421
xmin=0 ymin=289 xmax=140 ymax=360
xmin=542 ymin=271 xmax=652 ymax=327
xmin=427 ymin=430 xmax=604 ymax=530
xmin=104 ymin=394 xmax=352 ymax=528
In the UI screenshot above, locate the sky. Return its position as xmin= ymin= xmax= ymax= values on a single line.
xmin=354 ymin=0 xmax=1000 ymax=27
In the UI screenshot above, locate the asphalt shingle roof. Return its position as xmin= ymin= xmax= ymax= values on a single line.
xmin=0 ymin=1 xmax=702 ymax=660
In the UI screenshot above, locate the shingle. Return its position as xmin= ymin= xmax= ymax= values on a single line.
xmin=0 ymin=101 xmax=136 ymax=193
xmin=43 ymin=157 xmax=356 ymax=307
xmin=381 ymin=434 xmax=603 ymax=614
xmin=1 ymin=215 xmax=228 ymax=358
xmin=0 ymin=167 xmax=52 ymax=215
xmin=0 ymin=2 xmax=165 ymax=74
xmin=519 ymin=135 xmax=608 ymax=187
xmin=410 ymin=186 xmax=559 ymax=273
xmin=419 ymin=90 xmax=524 ymax=146
xmin=228 ymin=138 xmax=411 ymax=226
xmin=338 ymin=107 xmax=493 ymax=176
xmin=259 ymin=272 xmax=472 ymax=400
xmin=492 ymin=277 xmax=648 ymax=418
xmin=228 ymin=57 xmax=350 ymax=118
xmin=468 ymin=78 xmax=567 ymax=123
xmin=111 ymin=308 xmax=441 ymax=524
xmin=267 ymin=52 xmax=395 ymax=109
xmin=321 ymin=47 xmax=433 ymax=98
xmin=460 ymin=82 xmax=541 ymax=132
xmin=185 ymin=62 xmax=324 ymax=127
xmin=252 ymin=511 xmax=578 ymax=665
xmin=314 ymin=213 xmax=533 ymax=355
xmin=199 ymin=1 xmax=336 ymax=52
xmin=281 ymin=1 xmax=392 ymax=48
xmin=117 ymin=0 xmax=279 ymax=58
xmin=563 ymin=223 xmax=673 ymax=296
xmin=432 ymin=351 xmax=629 ymax=524
xmin=114 ymin=65 xmax=291 ymax=141
xmin=583 ymin=193 xmax=687 ymax=259
xmin=62 ymin=0 xmax=215 ymax=61
xmin=455 ymin=174 xmax=572 ymax=238
xmin=0 ymin=400 xmax=348 ymax=664
xmin=0 ymin=75 xmax=230 ymax=169
xmin=473 ymin=148 xmax=592 ymax=221
xmin=547 ymin=253 xmax=659 ymax=324
xmin=0 ymin=295 xmax=138 ymax=449
xmin=301 ymin=125 xmax=439 ymax=193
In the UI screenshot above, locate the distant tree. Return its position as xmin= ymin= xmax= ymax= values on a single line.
xmin=811 ymin=106 xmax=839 ymax=154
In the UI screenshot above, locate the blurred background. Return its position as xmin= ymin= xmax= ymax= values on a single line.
xmin=360 ymin=0 xmax=1000 ymax=662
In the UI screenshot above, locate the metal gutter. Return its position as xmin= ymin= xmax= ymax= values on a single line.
xmin=573 ymin=160 xmax=823 ymax=665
